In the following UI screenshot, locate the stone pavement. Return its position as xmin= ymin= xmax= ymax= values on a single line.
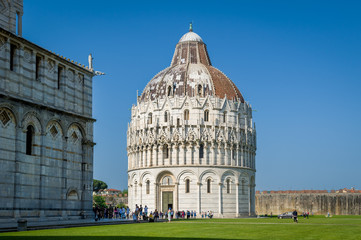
xmin=0 ymin=218 xmax=162 ymax=233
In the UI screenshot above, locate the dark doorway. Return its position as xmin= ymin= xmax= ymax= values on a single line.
xmin=162 ymin=191 xmax=173 ymax=212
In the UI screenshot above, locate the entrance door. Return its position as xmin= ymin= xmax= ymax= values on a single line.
xmin=162 ymin=191 xmax=173 ymax=212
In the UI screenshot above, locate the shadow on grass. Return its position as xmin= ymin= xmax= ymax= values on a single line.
xmin=0 ymin=237 xmax=247 ymax=240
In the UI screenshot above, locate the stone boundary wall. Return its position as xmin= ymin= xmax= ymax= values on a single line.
xmin=256 ymin=193 xmax=361 ymax=215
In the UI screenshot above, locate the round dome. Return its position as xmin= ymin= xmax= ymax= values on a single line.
xmin=140 ymin=29 xmax=244 ymax=103
xmin=179 ymin=32 xmax=203 ymax=43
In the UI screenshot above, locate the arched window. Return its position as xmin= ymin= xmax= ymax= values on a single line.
xmin=197 ymin=84 xmax=202 ymax=96
xmin=148 ymin=113 xmax=152 ymax=124
xmin=164 ymin=111 xmax=168 ymax=122
xmin=226 ymin=179 xmax=231 ymax=194
xmin=232 ymin=148 xmax=236 ymax=160
xmin=199 ymin=143 xmax=204 ymax=159
xmin=207 ymin=179 xmax=211 ymax=193
xmin=223 ymin=111 xmax=227 ymax=123
xmin=177 ymin=118 xmax=180 ymax=126
xmin=185 ymin=179 xmax=190 ymax=193
xmin=167 ymin=86 xmax=172 ymax=96
xmin=238 ymin=113 xmax=241 ymax=124
xmin=204 ymin=110 xmax=209 ymax=122
xmin=184 ymin=110 xmax=189 ymax=121
xmin=163 ymin=144 xmax=169 ymax=159
xmin=26 ymin=125 xmax=34 ymax=155
xmin=146 ymin=180 xmax=150 ymax=194
xmin=162 ymin=176 xmax=173 ymax=185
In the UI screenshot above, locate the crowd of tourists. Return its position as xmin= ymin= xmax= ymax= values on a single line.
xmin=93 ymin=204 xmax=214 ymax=222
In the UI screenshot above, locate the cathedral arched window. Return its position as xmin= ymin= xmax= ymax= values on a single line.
xmin=223 ymin=111 xmax=227 ymax=123
xmin=26 ymin=125 xmax=34 ymax=155
xmin=199 ymin=143 xmax=204 ymax=159
xmin=197 ymin=84 xmax=202 ymax=97
xmin=207 ymin=179 xmax=211 ymax=193
xmin=185 ymin=179 xmax=190 ymax=193
xmin=204 ymin=110 xmax=209 ymax=122
xmin=163 ymin=144 xmax=169 ymax=159
xmin=146 ymin=180 xmax=150 ymax=194
xmin=164 ymin=111 xmax=169 ymax=122
xmin=184 ymin=110 xmax=189 ymax=121
xmin=148 ymin=113 xmax=152 ymax=124
xmin=232 ymin=148 xmax=236 ymax=160
xmin=226 ymin=179 xmax=231 ymax=194
xmin=238 ymin=113 xmax=241 ymax=124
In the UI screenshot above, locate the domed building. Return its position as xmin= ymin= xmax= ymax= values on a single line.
xmin=127 ymin=25 xmax=256 ymax=217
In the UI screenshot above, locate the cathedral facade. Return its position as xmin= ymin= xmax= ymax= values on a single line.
xmin=127 ymin=26 xmax=256 ymax=217
xmin=0 ymin=0 xmax=96 ymax=222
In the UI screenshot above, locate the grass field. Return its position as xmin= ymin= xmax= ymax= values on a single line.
xmin=1 ymin=215 xmax=361 ymax=240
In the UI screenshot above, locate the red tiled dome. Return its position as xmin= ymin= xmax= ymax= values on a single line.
xmin=140 ymin=30 xmax=244 ymax=103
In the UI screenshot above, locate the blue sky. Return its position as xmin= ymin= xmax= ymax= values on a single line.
xmin=24 ymin=0 xmax=361 ymax=191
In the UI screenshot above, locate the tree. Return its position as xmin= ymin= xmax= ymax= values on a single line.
xmin=122 ymin=189 xmax=128 ymax=195
xmin=93 ymin=195 xmax=106 ymax=208
xmin=93 ymin=179 xmax=108 ymax=192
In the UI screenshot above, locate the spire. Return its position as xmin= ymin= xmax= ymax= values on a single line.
xmin=189 ymin=22 xmax=193 ymax=32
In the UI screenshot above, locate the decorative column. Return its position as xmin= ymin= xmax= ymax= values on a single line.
xmin=204 ymin=143 xmax=209 ymax=165
xmin=158 ymin=145 xmax=163 ymax=166
xmin=211 ymin=143 xmax=216 ymax=165
xmin=241 ymin=146 xmax=244 ymax=167
xmin=153 ymin=145 xmax=157 ymax=166
xmin=174 ymin=182 xmax=179 ymax=211
xmin=169 ymin=144 xmax=173 ymax=166
xmin=175 ymin=143 xmax=179 ymax=165
xmin=154 ymin=183 xmax=159 ymax=210
xmin=217 ymin=144 xmax=222 ymax=165
xmin=182 ymin=142 xmax=187 ymax=165
xmin=147 ymin=146 xmax=151 ymax=167
xmin=218 ymin=182 xmax=222 ymax=216
xmin=248 ymin=183 xmax=251 ymax=216
xmin=197 ymin=182 xmax=201 ymax=214
xmin=195 ymin=143 xmax=200 ymax=165
xmin=136 ymin=149 xmax=140 ymax=168
xmin=236 ymin=182 xmax=239 ymax=217
xmin=236 ymin=145 xmax=240 ymax=166
xmin=225 ymin=144 xmax=229 ymax=165
xmin=139 ymin=183 xmax=143 ymax=205
xmin=143 ymin=148 xmax=146 ymax=167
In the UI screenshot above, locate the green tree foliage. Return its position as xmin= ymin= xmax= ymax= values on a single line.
xmin=93 ymin=195 xmax=106 ymax=208
xmin=122 ymin=189 xmax=128 ymax=194
xmin=93 ymin=179 xmax=108 ymax=192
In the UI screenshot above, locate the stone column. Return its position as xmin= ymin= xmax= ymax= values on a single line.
xmin=211 ymin=144 xmax=216 ymax=165
xmin=248 ymin=183 xmax=251 ymax=216
xmin=154 ymin=183 xmax=159 ymax=210
xmin=182 ymin=143 xmax=187 ymax=165
xmin=218 ymin=182 xmax=223 ymax=216
xmin=188 ymin=144 xmax=193 ymax=165
xmin=197 ymin=182 xmax=201 ymax=214
xmin=236 ymin=145 xmax=240 ymax=166
xmin=158 ymin=145 xmax=163 ymax=166
xmin=225 ymin=145 xmax=229 ymax=165
xmin=236 ymin=182 xmax=239 ymax=217
xmin=204 ymin=143 xmax=209 ymax=165
xmin=147 ymin=146 xmax=152 ymax=167
xmin=241 ymin=146 xmax=244 ymax=167
xmin=217 ymin=145 xmax=222 ymax=165
xmin=175 ymin=182 xmax=179 ymax=212
xmin=169 ymin=144 xmax=173 ymax=166
xmin=139 ymin=183 xmax=143 ymax=205
xmin=195 ymin=144 xmax=200 ymax=165
xmin=175 ymin=144 xmax=179 ymax=165
xmin=153 ymin=145 xmax=158 ymax=166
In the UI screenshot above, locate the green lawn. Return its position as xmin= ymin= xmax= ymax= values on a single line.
xmin=1 ymin=215 xmax=361 ymax=240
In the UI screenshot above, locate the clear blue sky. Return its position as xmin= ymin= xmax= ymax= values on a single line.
xmin=23 ymin=0 xmax=361 ymax=191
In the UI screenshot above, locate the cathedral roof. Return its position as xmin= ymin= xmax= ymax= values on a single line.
xmin=140 ymin=26 xmax=244 ymax=103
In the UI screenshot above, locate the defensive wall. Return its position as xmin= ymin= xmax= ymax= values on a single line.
xmin=255 ymin=189 xmax=361 ymax=215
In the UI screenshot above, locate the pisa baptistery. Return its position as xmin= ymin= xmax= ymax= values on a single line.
xmin=127 ymin=25 xmax=256 ymax=217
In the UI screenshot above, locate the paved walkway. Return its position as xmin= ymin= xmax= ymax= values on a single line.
xmin=0 ymin=218 xmax=158 ymax=232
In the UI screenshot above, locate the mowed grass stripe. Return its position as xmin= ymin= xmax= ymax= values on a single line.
xmin=1 ymin=216 xmax=361 ymax=240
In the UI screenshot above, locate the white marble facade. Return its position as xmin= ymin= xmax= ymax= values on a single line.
xmin=127 ymin=27 xmax=256 ymax=217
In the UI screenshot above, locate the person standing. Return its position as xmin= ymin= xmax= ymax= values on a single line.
xmin=168 ymin=209 xmax=172 ymax=223
xmin=292 ymin=209 xmax=298 ymax=223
